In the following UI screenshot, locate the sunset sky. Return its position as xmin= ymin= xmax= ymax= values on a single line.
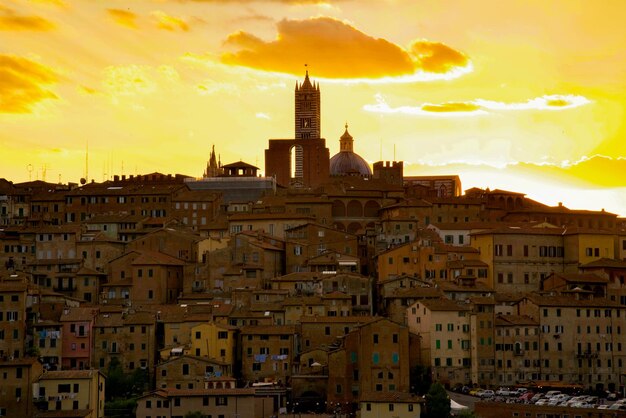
xmin=2 ymin=0 xmax=626 ymax=215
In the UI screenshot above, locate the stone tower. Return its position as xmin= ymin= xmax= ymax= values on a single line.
xmin=265 ymin=71 xmax=329 ymax=188
xmin=294 ymin=70 xmax=321 ymax=140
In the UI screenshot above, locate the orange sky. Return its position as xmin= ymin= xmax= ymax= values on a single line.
xmin=1 ymin=0 xmax=626 ymax=215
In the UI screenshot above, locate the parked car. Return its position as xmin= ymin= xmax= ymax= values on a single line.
xmin=469 ymin=388 xmax=483 ymax=396
xmin=530 ymin=393 xmax=543 ymax=402
xmin=478 ymin=390 xmax=495 ymax=398
xmin=496 ymin=387 xmax=513 ymax=396
xmin=519 ymin=391 xmax=535 ymax=402
xmin=544 ymin=390 xmax=562 ymax=399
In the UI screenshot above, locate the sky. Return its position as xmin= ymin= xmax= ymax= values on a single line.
xmin=2 ymin=0 xmax=626 ymax=215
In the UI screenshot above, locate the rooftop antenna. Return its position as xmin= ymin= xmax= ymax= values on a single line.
xmin=27 ymin=164 xmax=33 ymax=181
xmin=85 ymin=140 xmax=89 ymax=183
xmin=41 ymin=164 xmax=47 ymax=182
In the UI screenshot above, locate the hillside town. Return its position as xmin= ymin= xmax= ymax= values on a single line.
xmin=2 ymin=73 xmax=626 ymax=418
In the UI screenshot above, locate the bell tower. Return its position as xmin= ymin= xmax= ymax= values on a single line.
xmin=294 ymin=68 xmax=321 ymax=140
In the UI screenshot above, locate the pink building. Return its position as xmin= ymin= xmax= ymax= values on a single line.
xmin=60 ymin=307 xmax=97 ymax=370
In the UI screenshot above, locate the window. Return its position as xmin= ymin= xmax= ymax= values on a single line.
xmin=216 ymin=396 xmax=227 ymax=406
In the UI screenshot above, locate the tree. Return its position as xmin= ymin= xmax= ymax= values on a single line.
xmin=184 ymin=412 xmax=203 ymax=418
xmin=456 ymin=411 xmax=481 ymax=418
xmin=410 ymin=365 xmax=433 ymax=395
xmin=425 ymin=382 xmax=451 ymax=418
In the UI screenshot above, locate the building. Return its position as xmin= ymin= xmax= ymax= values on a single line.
xmin=329 ymin=124 xmax=372 ymax=178
xmin=359 ymin=391 xmax=423 ymax=418
xmin=265 ymin=71 xmax=330 ymax=188
xmin=0 ymin=357 xmax=44 ymax=417
xmin=34 ymin=369 xmax=106 ymax=418
xmin=135 ymin=388 xmax=260 ymax=418
xmin=406 ymin=298 xmax=474 ymax=387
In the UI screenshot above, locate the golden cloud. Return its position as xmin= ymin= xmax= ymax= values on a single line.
xmin=221 ymin=17 xmax=470 ymax=80
xmin=421 ymin=102 xmax=481 ymax=113
xmin=0 ymin=55 xmax=58 ymax=113
xmin=0 ymin=11 xmax=55 ymax=31
xmin=365 ymin=94 xmax=591 ymax=116
xmin=410 ymin=41 xmax=468 ymax=74
xmin=151 ymin=11 xmax=189 ymax=31
xmin=107 ymin=9 xmax=138 ymax=29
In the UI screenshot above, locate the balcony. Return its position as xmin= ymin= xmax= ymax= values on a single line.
xmin=513 ymin=350 xmax=524 ymax=356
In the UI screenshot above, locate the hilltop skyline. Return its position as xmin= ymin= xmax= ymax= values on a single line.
xmin=2 ymin=0 xmax=626 ymax=215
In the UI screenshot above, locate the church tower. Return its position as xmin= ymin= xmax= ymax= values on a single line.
xmin=294 ymin=70 xmax=321 ymax=140
xmin=265 ymin=70 xmax=329 ymax=189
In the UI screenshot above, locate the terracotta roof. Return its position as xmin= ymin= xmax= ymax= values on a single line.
xmin=387 ymin=287 xmax=444 ymax=299
xmin=60 ymin=307 xmax=98 ymax=322
xmin=95 ymin=311 xmax=155 ymax=327
xmin=415 ymin=298 xmax=472 ymax=312
xmin=282 ymin=296 xmax=325 ymax=306
xmin=239 ymin=325 xmax=297 ymax=335
xmin=435 ymin=279 xmax=494 ymax=293
xmin=300 ymin=315 xmax=375 ymax=324
xmin=158 ymin=354 xmax=229 ymax=367
xmin=524 ymin=293 xmax=622 ymax=308
xmin=547 ymin=272 xmax=608 ymax=284
xmin=581 ymin=258 xmax=626 ymax=269
xmin=131 ymin=250 xmax=185 ymax=266
xmin=322 ymin=291 xmax=351 ymax=300
xmin=496 ymin=314 xmax=538 ymax=327
xmin=146 ymin=388 xmax=256 ymax=398
xmin=447 ymin=259 xmax=489 ymax=268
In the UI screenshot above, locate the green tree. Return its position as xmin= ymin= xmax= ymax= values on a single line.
xmin=425 ymin=382 xmax=451 ymax=418
xmin=410 ymin=365 xmax=432 ymax=395
xmin=184 ymin=412 xmax=203 ymax=418
xmin=456 ymin=411 xmax=481 ymax=418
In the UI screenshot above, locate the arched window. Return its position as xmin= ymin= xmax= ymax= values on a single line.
xmin=290 ymin=144 xmax=303 ymax=179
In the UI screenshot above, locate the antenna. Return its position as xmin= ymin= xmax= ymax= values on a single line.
xmin=85 ymin=140 xmax=89 ymax=183
xmin=27 ymin=164 xmax=33 ymax=181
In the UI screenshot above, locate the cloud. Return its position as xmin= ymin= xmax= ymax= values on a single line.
xmin=151 ymin=10 xmax=189 ymax=31
xmin=221 ymin=17 xmax=470 ymax=81
xmin=0 ymin=54 xmax=58 ymax=113
xmin=364 ymin=94 xmax=591 ymax=116
xmin=183 ymin=0 xmax=346 ymax=3
xmin=107 ymin=9 xmax=138 ymax=29
xmin=256 ymin=112 xmax=271 ymax=119
xmin=0 ymin=9 xmax=55 ymax=31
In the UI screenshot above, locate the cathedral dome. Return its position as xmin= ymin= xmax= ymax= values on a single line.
xmin=329 ymin=124 xmax=372 ymax=177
